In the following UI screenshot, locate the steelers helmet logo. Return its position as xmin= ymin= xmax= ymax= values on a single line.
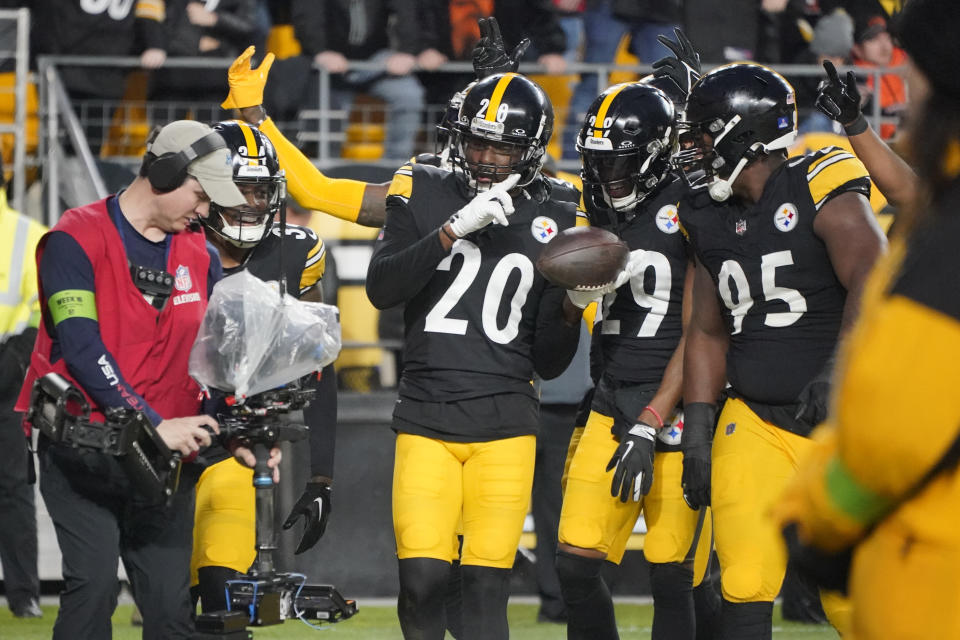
xmin=774 ymin=203 xmax=799 ymax=232
xmin=655 ymin=205 xmax=681 ymax=234
xmin=531 ymin=216 xmax=558 ymax=243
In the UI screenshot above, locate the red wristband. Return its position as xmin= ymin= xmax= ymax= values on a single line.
xmin=642 ymin=405 xmax=664 ymax=429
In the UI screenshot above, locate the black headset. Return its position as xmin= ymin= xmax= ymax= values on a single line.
xmin=144 ymin=129 xmax=230 ymax=193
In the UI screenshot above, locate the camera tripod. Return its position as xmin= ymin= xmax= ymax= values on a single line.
xmin=192 ymin=391 xmax=357 ymax=638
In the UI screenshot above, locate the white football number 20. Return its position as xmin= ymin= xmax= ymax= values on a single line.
xmin=424 ymin=240 xmax=534 ymax=344
xmin=718 ymin=250 xmax=808 ymax=334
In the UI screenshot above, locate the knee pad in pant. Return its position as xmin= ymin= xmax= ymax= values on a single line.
xmin=720 ymin=562 xmax=764 ymax=602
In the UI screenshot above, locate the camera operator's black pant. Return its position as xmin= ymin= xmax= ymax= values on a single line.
xmin=39 ymin=444 xmax=201 ymax=640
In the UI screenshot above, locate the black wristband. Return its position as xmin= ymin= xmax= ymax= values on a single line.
xmin=682 ymin=402 xmax=717 ymax=446
xmin=843 ymin=114 xmax=868 ymax=137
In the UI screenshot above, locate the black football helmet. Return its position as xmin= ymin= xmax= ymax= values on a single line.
xmin=639 ymin=74 xmax=687 ymax=117
xmin=435 ymin=81 xmax=475 ymax=163
xmin=577 ymin=82 xmax=675 ymax=215
xmin=449 ymin=72 xmax=553 ymax=193
xmin=202 ymin=120 xmax=285 ymax=248
xmin=674 ymin=63 xmax=798 ymax=202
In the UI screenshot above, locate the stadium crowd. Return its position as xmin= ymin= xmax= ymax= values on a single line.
xmin=2 ymin=0 xmax=959 ymax=639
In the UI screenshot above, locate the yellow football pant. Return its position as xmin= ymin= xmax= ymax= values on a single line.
xmin=191 ymin=458 xmax=255 ymax=586
xmin=714 ymin=398 xmax=850 ymax=631
xmin=558 ymin=411 xmax=709 ymax=571
xmin=393 ymin=433 xmax=536 ymax=568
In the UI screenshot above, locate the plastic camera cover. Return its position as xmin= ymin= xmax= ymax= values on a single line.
xmin=189 ymin=270 xmax=342 ymax=398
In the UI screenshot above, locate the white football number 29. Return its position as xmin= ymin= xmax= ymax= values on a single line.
xmin=424 ymin=240 xmax=534 ymax=344
xmin=601 ymin=249 xmax=672 ymax=338
xmin=718 ymin=250 xmax=807 ymax=334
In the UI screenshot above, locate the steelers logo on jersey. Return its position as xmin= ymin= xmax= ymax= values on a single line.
xmin=531 ymin=216 xmax=559 ymax=243
xmin=773 ymin=203 xmax=799 ymax=232
xmin=655 ymin=204 xmax=681 ymax=234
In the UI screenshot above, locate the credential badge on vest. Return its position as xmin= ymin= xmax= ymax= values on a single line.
xmin=655 ymin=204 xmax=681 ymax=234
xmin=531 ymin=216 xmax=558 ymax=243
xmin=174 ymin=265 xmax=192 ymax=292
xmin=774 ymin=203 xmax=799 ymax=232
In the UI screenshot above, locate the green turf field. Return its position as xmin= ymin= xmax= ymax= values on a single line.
xmin=0 ymin=602 xmax=840 ymax=639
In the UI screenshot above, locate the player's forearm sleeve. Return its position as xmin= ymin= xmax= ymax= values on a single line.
xmin=305 ymin=364 xmax=337 ymax=479
xmin=259 ymin=118 xmax=366 ymax=222
xmin=532 ymin=286 xmax=581 ymax=380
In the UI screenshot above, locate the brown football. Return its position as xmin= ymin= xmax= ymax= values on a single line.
xmin=536 ymin=226 xmax=629 ymax=290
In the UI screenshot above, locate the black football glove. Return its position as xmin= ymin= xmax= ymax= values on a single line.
xmin=606 ymin=421 xmax=657 ymax=502
xmin=794 ymin=360 xmax=834 ymax=429
xmin=782 ymin=523 xmax=852 ymax=594
xmin=816 ymin=60 xmax=867 ymax=134
xmin=472 ymin=16 xmax=530 ymax=79
xmin=681 ymin=402 xmax=715 ymax=509
xmin=652 ymin=28 xmax=702 ymax=100
xmin=282 ymin=480 xmax=332 ymax=554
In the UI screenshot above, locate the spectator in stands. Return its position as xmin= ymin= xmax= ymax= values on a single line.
xmin=31 ymin=0 xmax=166 ymax=154
xmin=0 ymin=160 xmax=45 ymax=620
xmin=149 ymin=0 xmax=259 ymax=119
xmin=417 ymin=1 xmax=568 ymax=121
xmin=683 ymin=0 xmax=787 ymax=65
xmin=290 ymin=0 xmax=427 ymax=162
xmin=560 ymin=0 xmax=682 ymax=159
xmin=552 ymin=0 xmax=586 ymax=65
xmin=851 ymin=11 xmax=906 ymax=139
xmin=790 ymin=9 xmax=855 ymax=134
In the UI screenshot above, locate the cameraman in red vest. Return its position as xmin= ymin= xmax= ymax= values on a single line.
xmin=14 ymin=120 xmax=259 ymax=640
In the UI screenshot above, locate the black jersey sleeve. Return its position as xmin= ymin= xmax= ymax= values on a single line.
xmin=531 ymin=285 xmax=581 ymax=380
xmin=366 ymin=191 xmax=450 ymax=309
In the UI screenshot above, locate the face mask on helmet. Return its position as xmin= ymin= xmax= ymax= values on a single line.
xmin=576 ymin=83 xmax=675 ymax=213
xmin=672 ymin=63 xmax=798 ymax=202
xmin=450 ymin=73 xmax=553 ymax=194
xmin=436 ymin=82 xmax=474 ymax=162
xmin=203 ymin=121 xmax=286 ymax=248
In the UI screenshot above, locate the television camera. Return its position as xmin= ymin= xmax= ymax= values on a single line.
xmin=193 ymin=383 xmax=357 ymax=639
xmin=25 ymin=372 xmax=181 ymax=503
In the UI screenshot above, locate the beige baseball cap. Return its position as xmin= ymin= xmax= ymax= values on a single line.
xmin=147 ymin=120 xmax=247 ymax=208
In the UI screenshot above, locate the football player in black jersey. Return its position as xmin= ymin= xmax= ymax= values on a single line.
xmin=189 ymin=121 xmax=337 ymax=613
xmin=366 ymin=72 xmax=590 ymax=640
xmin=556 ymin=80 xmax=714 ymax=640
xmin=675 ymin=63 xmax=888 ymax=639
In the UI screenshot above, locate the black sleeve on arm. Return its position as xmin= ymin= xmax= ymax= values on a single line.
xmin=304 ymin=363 xmax=336 ymax=479
xmin=365 ymin=197 xmax=449 ymax=309
xmin=291 ymin=0 xmax=327 ymax=55
xmin=210 ymin=0 xmax=257 ymax=40
xmin=532 ymin=285 xmax=580 ymax=380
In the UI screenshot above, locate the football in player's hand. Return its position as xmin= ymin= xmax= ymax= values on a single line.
xmin=536 ymin=227 xmax=629 ymax=290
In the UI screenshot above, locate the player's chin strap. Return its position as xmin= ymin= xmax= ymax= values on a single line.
xmin=707 ymin=143 xmax=764 ymax=202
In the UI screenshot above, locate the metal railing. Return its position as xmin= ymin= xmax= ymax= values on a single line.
xmin=0 ymin=8 xmax=30 ymax=213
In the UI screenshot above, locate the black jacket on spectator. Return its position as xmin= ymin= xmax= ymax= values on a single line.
xmin=29 ymin=0 xmax=163 ymax=99
xmin=291 ymin=0 xmax=422 ymax=58
xmin=418 ymin=0 xmax=567 ymax=60
xmin=161 ymin=0 xmax=257 ymax=58
xmin=611 ymin=0 xmax=683 ymax=26
xmin=683 ymin=0 xmax=760 ymax=64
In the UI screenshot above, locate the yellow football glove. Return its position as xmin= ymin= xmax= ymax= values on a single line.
xmin=221 ymin=45 xmax=275 ymax=110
